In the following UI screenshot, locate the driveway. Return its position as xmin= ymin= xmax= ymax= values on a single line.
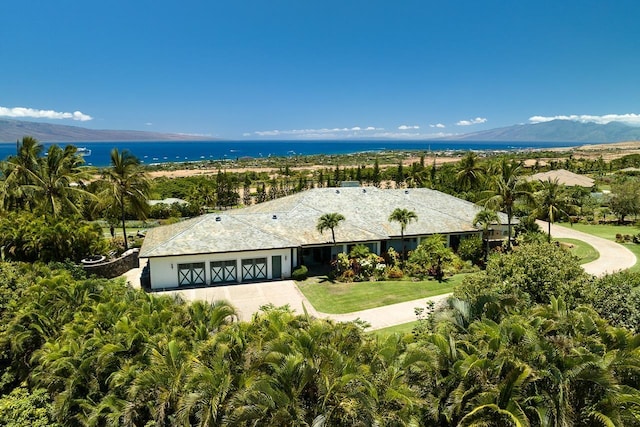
xmin=537 ymin=220 xmax=636 ymax=276
xmin=123 ymin=225 xmax=635 ymax=330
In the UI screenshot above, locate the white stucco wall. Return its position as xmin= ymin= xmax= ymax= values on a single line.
xmin=149 ymin=248 xmax=294 ymax=289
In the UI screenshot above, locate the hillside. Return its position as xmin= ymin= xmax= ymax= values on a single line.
xmin=447 ymin=119 xmax=640 ymax=142
xmin=0 ymin=119 xmax=213 ymax=142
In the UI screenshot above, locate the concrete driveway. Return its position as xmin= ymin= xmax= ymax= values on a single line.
xmin=537 ymin=220 xmax=636 ymax=276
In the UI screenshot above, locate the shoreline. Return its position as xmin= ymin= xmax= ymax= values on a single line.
xmin=140 ymin=140 xmax=640 ymax=179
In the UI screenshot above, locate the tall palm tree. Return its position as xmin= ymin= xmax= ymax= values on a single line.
xmin=1 ymin=136 xmax=44 ymax=210
xmin=22 ymin=145 xmax=94 ymax=216
xmin=388 ymin=208 xmax=418 ymax=261
xmin=481 ymin=158 xmax=531 ymax=250
xmin=316 ymin=212 xmax=345 ymax=246
xmin=455 ymin=151 xmax=485 ymax=194
xmin=473 ymin=208 xmax=500 ymax=261
xmin=100 ymin=149 xmax=150 ymax=251
xmin=533 ymin=178 xmax=574 ymax=243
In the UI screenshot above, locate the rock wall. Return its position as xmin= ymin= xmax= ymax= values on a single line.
xmin=83 ymin=249 xmax=139 ymax=279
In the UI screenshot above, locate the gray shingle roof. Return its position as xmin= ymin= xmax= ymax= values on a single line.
xmin=140 ymin=187 xmax=508 ymax=258
xmin=525 ymin=169 xmax=594 ymax=187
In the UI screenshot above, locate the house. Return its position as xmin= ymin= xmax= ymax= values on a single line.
xmin=139 ymin=187 xmax=509 ymax=290
xmin=524 ymin=169 xmax=595 ymax=188
xmin=148 ymin=197 xmax=189 ymax=206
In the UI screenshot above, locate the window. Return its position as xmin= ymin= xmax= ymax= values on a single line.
xmin=241 ymin=258 xmax=267 ymax=281
xmin=177 ymin=262 xmax=206 ymax=286
xmin=210 ymin=260 xmax=237 ymax=284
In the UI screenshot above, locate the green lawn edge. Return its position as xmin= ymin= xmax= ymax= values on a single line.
xmin=560 ymin=222 xmax=640 ymax=273
xmin=555 ymin=238 xmax=600 ymax=265
xmin=297 ymin=274 xmax=466 ymax=314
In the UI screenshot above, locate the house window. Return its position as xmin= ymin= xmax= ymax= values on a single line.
xmin=210 ymin=260 xmax=237 ymax=284
xmin=178 ymin=262 xmax=206 ymax=286
xmin=241 ymin=258 xmax=267 ymax=281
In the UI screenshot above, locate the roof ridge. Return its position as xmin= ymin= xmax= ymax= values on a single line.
xmin=140 ymin=215 xmax=211 ymax=256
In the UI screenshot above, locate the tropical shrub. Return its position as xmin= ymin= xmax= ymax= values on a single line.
xmin=0 ymin=212 xmax=108 ymax=263
xmin=456 ymin=235 xmax=484 ymax=266
xmin=455 ymin=241 xmax=590 ymax=310
xmin=292 ymin=265 xmax=308 ymax=280
xmin=334 ymin=248 xmax=386 ymax=282
xmin=406 ymin=235 xmax=457 ymax=281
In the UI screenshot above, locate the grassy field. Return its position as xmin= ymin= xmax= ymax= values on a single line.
xmin=560 ymin=222 xmax=640 ymax=272
xmin=297 ymin=274 xmax=466 ymax=314
xmin=556 ymin=238 xmax=600 ymax=264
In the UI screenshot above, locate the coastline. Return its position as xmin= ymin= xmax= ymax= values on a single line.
xmin=142 ymin=139 xmax=640 ymax=179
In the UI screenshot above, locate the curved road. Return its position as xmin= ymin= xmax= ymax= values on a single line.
xmin=126 ymin=224 xmax=636 ymax=330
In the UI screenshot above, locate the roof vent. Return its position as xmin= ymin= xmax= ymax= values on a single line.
xmin=404 ymin=190 xmax=409 ymax=194
xmin=336 ymin=189 xmax=340 ymax=194
xmin=272 ymin=214 xmax=277 ymax=220
xmin=362 ymin=189 xmax=366 ymax=193
xmin=215 ymin=216 xmax=221 ymax=221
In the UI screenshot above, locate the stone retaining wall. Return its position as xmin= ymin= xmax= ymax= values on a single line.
xmin=83 ymin=249 xmax=139 ymax=279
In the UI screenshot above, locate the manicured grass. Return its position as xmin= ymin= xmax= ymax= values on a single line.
xmin=565 ymin=222 xmax=639 ymax=239
xmin=297 ymin=274 xmax=466 ymax=314
xmin=372 ymin=321 xmax=418 ymax=338
xmin=560 ymin=222 xmax=640 ymax=273
xmin=555 ymin=238 xmax=600 ymax=265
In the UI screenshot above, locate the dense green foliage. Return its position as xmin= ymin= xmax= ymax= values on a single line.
xmin=1 ymin=247 xmax=639 ymax=425
xmin=0 ymin=212 xmax=108 ymax=262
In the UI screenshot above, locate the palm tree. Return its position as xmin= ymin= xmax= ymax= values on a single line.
xmin=316 ymin=212 xmax=345 ymax=247
xmin=100 ymin=149 xmax=150 ymax=251
xmin=473 ymin=209 xmax=500 ymax=260
xmin=388 ymin=208 xmax=418 ymax=262
xmin=481 ymin=158 xmax=531 ymax=250
xmin=455 ymin=151 xmax=485 ymax=194
xmin=22 ymin=145 xmax=94 ymax=216
xmin=533 ymin=178 xmax=573 ymax=243
xmin=1 ymin=136 xmax=44 ymax=210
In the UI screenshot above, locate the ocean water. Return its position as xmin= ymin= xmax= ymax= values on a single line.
xmin=0 ymin=140 xmax=587 ymax=167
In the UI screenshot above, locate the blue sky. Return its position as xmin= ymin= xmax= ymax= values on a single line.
xmin=2 ymin=1 xmax=640 ymax=139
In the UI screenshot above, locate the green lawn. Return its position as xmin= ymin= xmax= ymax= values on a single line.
xmin=297 ymin=274 xmax=466 ymax=314
xmin=559 ymin=222 xmax=640 ymax=273
xmin=372 ymin=321 xmax=418 ymax=338
xmin=555 ymin=238 xmax=600 ymax=265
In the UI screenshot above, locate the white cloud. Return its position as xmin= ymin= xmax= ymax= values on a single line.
xmin=250 ymin=125 xmax=455 ymax=139
xmin=429 ymin=123 xmax=446 ymax=128
xmin=145 ymin=122 xmax=153 ymax=126
xmin=456 ymin=117 xmax=487 ymax=126
xmin=252 ymin=126 xmax=385 ymax=138
xmin=0 ymin=106 xmax=93 ymax=121
xmin=529 ymin=113 xmax=640 ymax=125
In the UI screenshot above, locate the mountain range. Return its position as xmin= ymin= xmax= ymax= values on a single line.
xmin=2 ymin=118 xmax=640 ymax=143
xmin=0 ymin=119 xmax=212 ymax=143
xmin=446 ymin=120 xmax=640 ymax=142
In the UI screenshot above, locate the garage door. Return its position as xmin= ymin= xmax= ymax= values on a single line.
xmin=210 ymin=260 xmax=237 ymax=284
xmin=178 ymin=262 xmax=206 ymax=287
xmin=241 ymin=258 xmax=267 ymax=281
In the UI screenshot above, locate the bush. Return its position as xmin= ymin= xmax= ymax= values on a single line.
xmin=292 ymin=265 xmax=308 ymax=281
xmin=387 ymin=266 xmax=404 ymax=279
xmin=0 ymin=212 xmax=108 ymax=263
xmin=457 ymin=236 xmax=484 ymax=266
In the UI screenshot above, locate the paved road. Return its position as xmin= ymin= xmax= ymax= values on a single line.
xmin=124 ymin=225 xmax=636 ymax=330
xmin=537 ymin=220 xmax=636 ymax=276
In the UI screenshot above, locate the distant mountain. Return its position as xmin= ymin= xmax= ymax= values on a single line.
xmin=446 ymin=120 xmax=640 ymax=142
xmin=0 ymin=119 xmax=214 ymax=143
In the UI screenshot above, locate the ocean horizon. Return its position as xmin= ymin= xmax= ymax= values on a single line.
xmin=0 ymin=140 xmax=590 ymax=167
